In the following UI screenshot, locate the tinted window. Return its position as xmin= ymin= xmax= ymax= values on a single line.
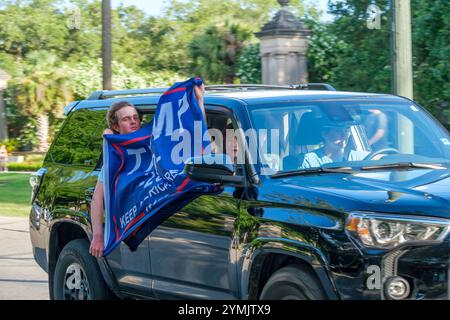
xmin=49 ymin=109 xmax=107 ymax=166
xmin=249 ymin=100 xmax=450 ymax=172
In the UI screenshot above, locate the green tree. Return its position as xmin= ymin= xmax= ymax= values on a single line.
xmin=327 ymin=0 xmax=392 ymax=93
xmin=236 ymin=43 xmax=261 ymax=84
xmin=0 ymin=0 xmax=68 ymax=59
xmin=327 ymin=0 xmax=450 ymax=127
xmin=68 ymin=58 xmax=183 ymax=100
xmin=303 ymin=16 xmax=347 ymax=83
xmin=164 ymin=0 xmax=314 ymax=78
xmin=189 ymin=23 xmax=251 ymax=83
xmin=62 ymin=0 xmax=102 ymax=62
xmin=412 ymin=0 xmax=450 ymax=128
xmin=165 ymin=0 xmax=308 ymax=34
xmin=12 ymin=51 xmax=72 ymax=151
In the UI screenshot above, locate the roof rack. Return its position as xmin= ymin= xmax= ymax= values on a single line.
xmin=205 ymin=83 xmax=336 ymax=92
xmin=86 ymin=83 xmax=336 ymax=100
xmin=205 ymin=84 xmax=291 ymax=91
xmin=87 ymin=88 xmax=168 ymax=100
xmin=292 ymin=83 xmax=336 ymax=91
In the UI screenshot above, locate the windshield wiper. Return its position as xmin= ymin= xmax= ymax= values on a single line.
xmin=271 ymin=166 xmax=354 ymax=179
xmin=361 ymin=162 xmax=447 ymax=171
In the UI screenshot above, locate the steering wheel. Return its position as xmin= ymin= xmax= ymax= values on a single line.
xmin=363 ymin=147 xmax=400 ymax=160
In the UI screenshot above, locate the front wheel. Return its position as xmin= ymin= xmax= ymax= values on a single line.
xmin=53 ymin=239 xmax=113 ymax=300
xmin=259 ymin=264 xmax=326 ymax=300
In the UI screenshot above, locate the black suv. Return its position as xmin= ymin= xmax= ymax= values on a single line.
xmin=30 ymin=84 xmax=450 ymax=300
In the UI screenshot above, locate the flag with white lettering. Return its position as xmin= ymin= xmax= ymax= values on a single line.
xmin=102 ymin=77 xmax=220 ymax=256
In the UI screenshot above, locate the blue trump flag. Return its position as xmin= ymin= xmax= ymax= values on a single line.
xmin=102 ymin=77 xmax=220 ymax=256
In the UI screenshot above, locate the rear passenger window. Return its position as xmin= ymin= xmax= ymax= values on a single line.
xmin=49 ymin=109 xmax=107 ymax=166
xmin=141 ymin=113 xmax=154 ymax=126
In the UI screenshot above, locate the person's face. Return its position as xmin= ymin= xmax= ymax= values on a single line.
xmin=223 ymin=125 xmax=239 ymax=163
xmin=322 ymin=127 xmax=351 ymax=150
xmin=225 ymin=135 xmax=239 ymax=163
xmin=113 ymin=106 xmax=141 ymax=134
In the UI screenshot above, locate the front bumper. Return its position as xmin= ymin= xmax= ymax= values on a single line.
xmin=381 ymin=241 xmax=450 ymax=300
xmin=331 ymin=240 xmax=450 ymax=300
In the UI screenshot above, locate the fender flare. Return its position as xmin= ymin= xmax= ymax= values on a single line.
xmin=240 ymin=237 xmax=340 ymax=300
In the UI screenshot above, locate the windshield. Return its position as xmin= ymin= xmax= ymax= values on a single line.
xmin=248 ymin=99 xmax=450 ymax=175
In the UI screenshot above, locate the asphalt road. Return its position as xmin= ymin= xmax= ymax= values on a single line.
xmin=0 ymin=216 xmax=49 ymax=300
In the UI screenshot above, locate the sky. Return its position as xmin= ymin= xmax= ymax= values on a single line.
xmin=112 ymin=0 xmax=334 ymax=21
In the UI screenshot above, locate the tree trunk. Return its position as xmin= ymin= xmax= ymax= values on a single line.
xmin=102 ymin=0 xmax=112 ymax=90
xmin=36 ymin=113 xmax=49 ymax=152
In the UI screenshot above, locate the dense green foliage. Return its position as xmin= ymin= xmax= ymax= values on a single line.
xmin=325 ymin=0 xmax=450 ymax=128
xmin=237 ymin=43 xmax=261 ymax=84
xmin=411 ymin=0 xmax=450 ymax=127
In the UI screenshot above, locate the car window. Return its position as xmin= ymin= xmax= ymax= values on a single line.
xmin=140 ymin=112 xmax=154 ymax=127
xmin=249 ymin=100 xmax=450 ymax=173
xmin=205 ymin=112 xmax=244 ymax=164
xmin=49 ymin=109 xmax=107 ymax=166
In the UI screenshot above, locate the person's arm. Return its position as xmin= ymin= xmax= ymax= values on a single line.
xmin=89 ymin=180 xmax=105 ymax=257
xmin=89 ymin=128 xmax=114 ymax=258
xmin=194 ymin=83 xmax=206 ymax=122
xmin=368 ymin=129 xmax=386 ymax=146
xmin=368 ymin=113 xmax=387 ymax=146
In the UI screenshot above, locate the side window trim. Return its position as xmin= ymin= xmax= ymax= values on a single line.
xmin=204 ymin=106 xmax=249 ymax=178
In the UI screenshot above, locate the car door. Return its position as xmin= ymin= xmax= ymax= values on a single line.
xmin=148 ymin=185 xmax=242 ymax=299
xmin=149 ymin=111 xmax=243 ymax=299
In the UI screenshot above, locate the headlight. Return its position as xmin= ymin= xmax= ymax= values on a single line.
xmin=346 ymin=212 xmax=450 ymax=249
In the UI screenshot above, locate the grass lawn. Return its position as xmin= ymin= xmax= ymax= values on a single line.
xmin=0 ymin=172 xmax=32 ymax=217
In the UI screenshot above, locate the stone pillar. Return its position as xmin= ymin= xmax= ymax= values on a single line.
xmin=255 ymin=0 xmax=310 ymax=85
xmin=0 ymin=70 xmax=11 ymax=141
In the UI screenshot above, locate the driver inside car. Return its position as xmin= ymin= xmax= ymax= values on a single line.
xmin=301 ymin=122 xmax=382 ymax=168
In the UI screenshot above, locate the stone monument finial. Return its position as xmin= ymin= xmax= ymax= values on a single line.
xmin=278 ymin=0 xmax=290 ymax=7
xmin=255 ymin=2 xmax=309 ymax=37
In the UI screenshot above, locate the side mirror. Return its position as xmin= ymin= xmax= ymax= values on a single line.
xmin=184 ymin=154 xmax=245 ymax=186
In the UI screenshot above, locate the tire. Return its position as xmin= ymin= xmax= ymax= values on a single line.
xmin=259 ymin=264 xmax=327 ymax=300
xmin=53 ymin=238 xmax=113 ymax=300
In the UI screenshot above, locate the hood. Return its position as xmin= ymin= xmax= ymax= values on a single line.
xmin=267 ymin=167 xmax=450 ymax=219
